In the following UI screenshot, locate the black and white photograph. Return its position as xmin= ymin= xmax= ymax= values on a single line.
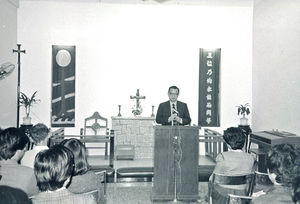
xmin=0 ymin=0 xmax=300 ymax=203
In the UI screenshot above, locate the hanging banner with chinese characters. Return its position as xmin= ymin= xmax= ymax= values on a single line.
xmin=51 ymin=45 xmax=76 ymax=127
xmin=198 ymin=48 xmax=221 ymax=127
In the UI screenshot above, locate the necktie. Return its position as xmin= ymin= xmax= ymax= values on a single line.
xmin=172 ymin=103 xmax=176 ymax=114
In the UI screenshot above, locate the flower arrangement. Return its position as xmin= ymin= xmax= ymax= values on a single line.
xmin=236 ymin=103 xmax=250 ymax=125
xmin=237 ymin=103 xmax=250 ymax=118
xmin=132 ymin=102 xmax=143 ymax=116
xmin=19 ymin=91 xmax=40 ymax=118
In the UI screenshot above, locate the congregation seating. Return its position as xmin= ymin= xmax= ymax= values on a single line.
xmin=209 ymin=172 xmax=256 ymax=204
xmin=116 ymin=167 xmax=154 ymax=183
xmin=49 ymin=127 xmax=230 ymax=186
xmin=49 ymin=128 xmax=115 ymax=183
xmin=94 ymin=170 xmax=107 ymax=195
xmin=91 ymin=166 xmax=115 ymax=183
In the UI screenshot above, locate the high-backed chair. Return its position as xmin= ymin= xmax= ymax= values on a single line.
xmin=83 ymin=112 xmax=109 ymax=158
xmin=209 ymin=172 xmax=256 ymax=204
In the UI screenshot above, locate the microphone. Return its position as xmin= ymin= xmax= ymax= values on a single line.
xmin=172 ymin=109 xmax=178 ymax=114
xmin=172 ymin=104 xmax=178 ymax=115
xmin=172 ymin=104 xmax=178 ymax=126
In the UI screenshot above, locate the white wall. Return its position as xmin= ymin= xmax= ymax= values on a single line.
xmin=0 ymin=0 xmax=18 ymax=128
xmin=252 ymin=0 xmax=300 ymax=135
xmin=17 ymin=1 xmax=253 ymax=134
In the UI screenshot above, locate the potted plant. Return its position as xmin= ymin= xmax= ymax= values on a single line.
xmin=237 ymin=103 xmax=250 ymax=125
xmin=19 ymin=91 xmax=40 ymax=125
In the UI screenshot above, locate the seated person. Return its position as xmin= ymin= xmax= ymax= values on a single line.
xmin=292 ymin=176 xmax=300 ymax=204
xmin=61 ymin=138 xmax=106 ymax=203
xmin=208 ymin=127 xmax=256 ymax=204
xmin=21 ymin=123 xmax=50 ymax=168
xmin=0 ymin=127 xmax=39 ymax=196
xmin=252 ymin=144 xmax=298 ymax=203
xmin=0 ymin=185 xmax=32 ymax=204
xmin=30 ymin=145 xmax=96 ymax=204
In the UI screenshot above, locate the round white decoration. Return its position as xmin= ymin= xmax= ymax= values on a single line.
xmin=56 ymin=49 xmax=71 ymax=67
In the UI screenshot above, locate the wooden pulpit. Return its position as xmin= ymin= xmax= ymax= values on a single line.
xmin=151 ymin=126 xmax=199 ymax=201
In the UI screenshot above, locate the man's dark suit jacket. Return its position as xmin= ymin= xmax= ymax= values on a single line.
xmin=155 ymin=100 xmax=191 ymax=125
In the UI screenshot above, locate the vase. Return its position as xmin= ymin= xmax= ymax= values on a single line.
xmin=240 ymin=118 xmax=248 ymax=126
xmin=23 ymin=116 xmax=32 ymax=125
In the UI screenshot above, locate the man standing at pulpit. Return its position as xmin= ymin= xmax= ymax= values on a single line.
xmin=156 ymin=85 xmax=191 ymax=126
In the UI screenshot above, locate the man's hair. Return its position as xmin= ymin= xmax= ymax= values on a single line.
xmin=0 ymin=185 xmax=31 ymax=204
xmin=168 ymin=86 xmax=180 ymax=94
xmin=30 ymin=123 xmax=49 ymax=144
xmin=0 ymin=127 xmax=29 ymax=160
xmin=267 ymin=144 xmax=299 ymax=186
xmin=34 ymin=145 xmax=74 ymax=191
xmin=61 ymin=138 xmax=89 ymax=176
xmin=223 ymin=127 xmax=245 ymax=150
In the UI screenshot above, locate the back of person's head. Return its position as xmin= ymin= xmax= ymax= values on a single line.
xmin=30 ymin=123 xmax=50 ymax=144
xmin=292 ymin=176 xmax=300 ymax=204
xmin=0 ymin=185 xmax=32 ymax=204
xmin=267 ymin=144 xmax=298 ymax=186
xmin=0 ymin=127 xmax=29 ymax=160
xmin=223 ymin=127 xmax=245 ymax=150
xmin=60 ymin=138 xmax=89 ymax=176
xmin=34 ymin=145 xmax=74 ymax=191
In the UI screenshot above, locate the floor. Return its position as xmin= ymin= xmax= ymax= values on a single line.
xmin=106 ymin=182 xmax=209 ymax=204
xmin=87 ymin=156 xmax=213 ymax=204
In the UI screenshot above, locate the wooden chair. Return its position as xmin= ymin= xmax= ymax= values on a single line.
xmin=81 ymin=170 xmax=106 ymax=204
xmin=201 ymin=128 xmax=228 ymax=162
xmin=83 ymin=112 xmax=109 ymax=158
xmin=227 ymin=194 xmax=253 ymax=204
xmin=82 ymin=189 xmax=101 ymax=203
xmin=209 ymin=172 xmax=256 ymax=204
xmin=95 ymin=170 xmax=107 ymax=195
xmin=254 ymin=171 xmax=273 ymax=186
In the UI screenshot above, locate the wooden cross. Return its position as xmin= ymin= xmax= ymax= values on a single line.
xmin=13 ymin=44 xmax=26 ymax=128
xmin=130 ymin=89 xmax=146 ymax=114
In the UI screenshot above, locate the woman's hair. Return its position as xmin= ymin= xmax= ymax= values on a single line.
xmin=0 ymin=127 xmax=29 ymax=160
xmin=292 ymin=176 xmax=300 ymax=204
xmin=60 ymin=138 xmax=89 ymax=176
xmin=223 ymin=127 xmax=245 ymax=150
xmin=30 ymin=123 xmax=49 ymax=144
xmin=34 ymin=145 xmax=74 ymax=191
xmin=267 ymin=144 xmax=299 ymax=186
xmin=0 ymin=185 xmax=31 ymax=204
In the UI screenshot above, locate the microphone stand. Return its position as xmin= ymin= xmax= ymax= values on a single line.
xmin=172 ymin=112 xmax=179 ymax=202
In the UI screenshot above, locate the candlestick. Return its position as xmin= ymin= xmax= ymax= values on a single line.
xmin=118 ymin=105 xmax=122 ymax=117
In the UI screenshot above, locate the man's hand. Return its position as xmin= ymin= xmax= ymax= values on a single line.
xmin=168 ymin=114 xmax=182 ymax=124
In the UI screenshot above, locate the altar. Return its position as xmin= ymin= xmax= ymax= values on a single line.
xmin=111 ymin=116 xmax=156 ymax=159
